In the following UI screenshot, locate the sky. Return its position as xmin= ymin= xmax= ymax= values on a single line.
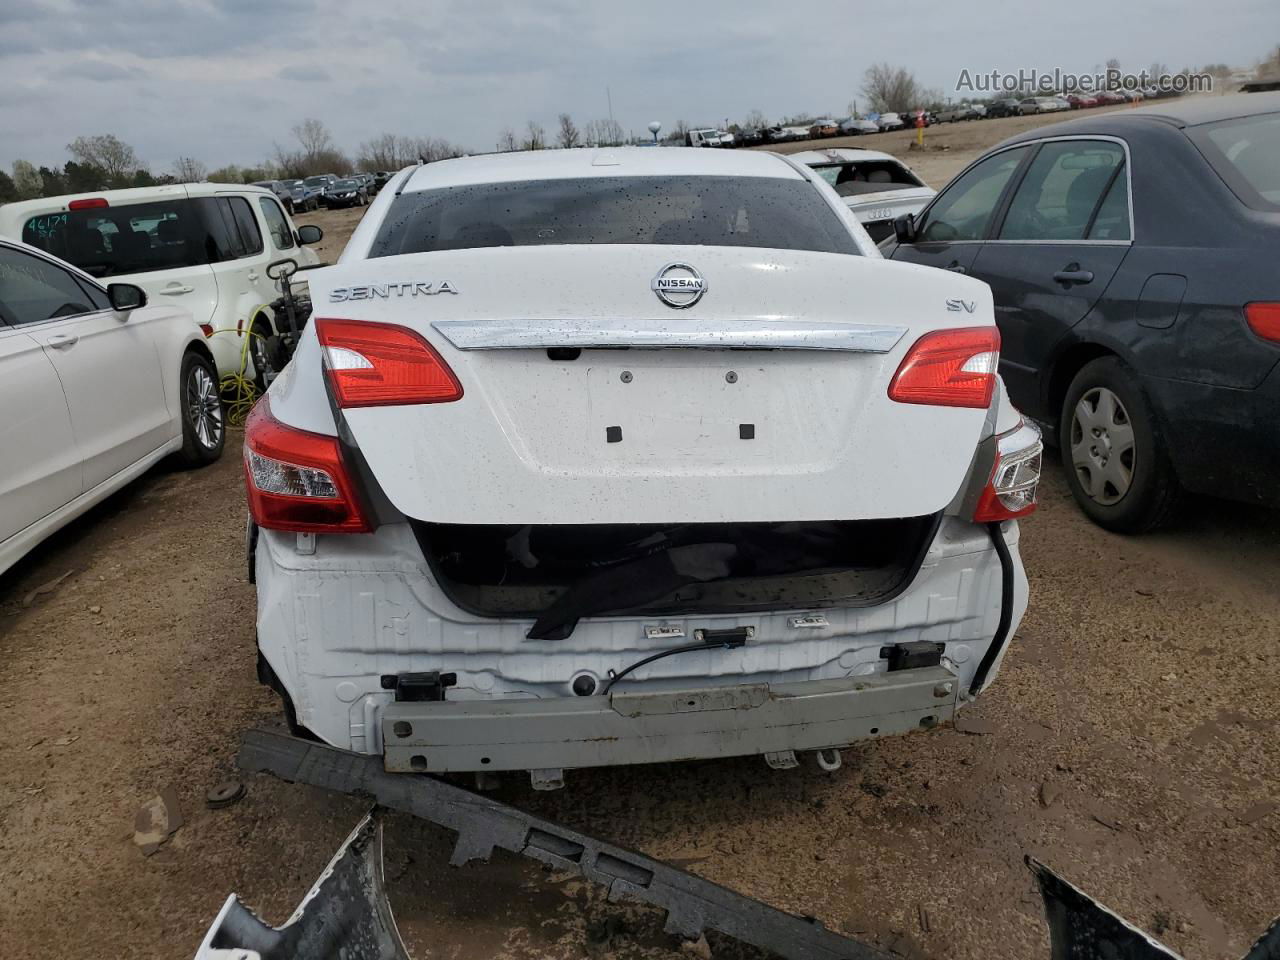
xmin=1 ymin=0 xmax=1276 ymax=173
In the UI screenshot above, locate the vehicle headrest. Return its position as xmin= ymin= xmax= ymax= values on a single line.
xmin=157 ymin=219 xmax=184 ymax=243
xmin=1066 ymin=166 xmax=1115 ymax=224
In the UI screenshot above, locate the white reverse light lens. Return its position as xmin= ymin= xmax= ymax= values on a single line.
xmin=993 ymin=421 xmax=1043 ymax=512
xmin=248 ymin=451 xmax=340 ymax=499
xmin=323 ymin=345 xmax=374 ymax=370
xmin=960 ymin=350 xmax=999 ymax=375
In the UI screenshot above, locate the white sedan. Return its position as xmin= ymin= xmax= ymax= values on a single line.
xmin=789 ymin=147 xmax=937 ymax=242
xmin=0 ymin=238 xmax=224 ymax=576
xmin=245 ymin=147 xmax=1040 ymax=786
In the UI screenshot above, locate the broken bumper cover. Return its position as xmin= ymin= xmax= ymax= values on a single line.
xmin=383 ymin=665 xmax=959 ymax=773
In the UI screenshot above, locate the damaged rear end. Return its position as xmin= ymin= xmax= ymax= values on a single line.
xmin=247 ymin=156 xmax=1039 ymax=782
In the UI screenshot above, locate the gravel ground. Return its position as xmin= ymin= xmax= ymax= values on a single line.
xmin=1 ymin=110 xmax=1276 ymax=958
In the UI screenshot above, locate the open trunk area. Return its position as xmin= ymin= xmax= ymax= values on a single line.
xmin=412 ymin=516 xmax=940 ymax=640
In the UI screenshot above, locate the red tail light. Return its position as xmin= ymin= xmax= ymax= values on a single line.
xmin=888 ymin=326 xmax=1001 ymax=409
xmin=315 ymin=318 xmax=462 ymax=408
xmin=1245 ymin=302 xmax=1280 ymax=343
xmin=68 ymin=197 xmax=109 ymax=210
xmin=243 ymin=397 xmax=371 ymax=533
xmin=973 ymin=420 xmax=1042 ymax=522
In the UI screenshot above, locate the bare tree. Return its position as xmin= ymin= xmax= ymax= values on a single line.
xmin=174 ymin=156 xmax=207 ymax=182
xmin=496 ymin=127 xmax=518 ymax=152
xmin=357 ymin=133 xmax=416 ymax=171
xmin=584 ymin=117 xmax=624 ymax=146
xmin=411 ymin=137 xmax=464 ymax=163
xmin=292 ymin=118 xmax=334 ymax=161
xmin=522 ymin=120 xmax=546 ymax=151
xmin=861 ymin=63 xmax=919 ymax=114
xmin=557 ymin=113 xmax=581 ymax=149
xmin=742 ymin=109 xmax=768 ymax=130
xmin=66 ymin=134 xmax=140 ymax=182
xmin=12 ymin=160 xmax=42 ymax=199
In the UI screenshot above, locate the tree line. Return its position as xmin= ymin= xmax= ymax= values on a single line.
xmin=4 ymin=46 xmax=1275 ymax=203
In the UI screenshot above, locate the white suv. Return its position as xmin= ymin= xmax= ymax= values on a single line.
xmin=245 ymin=149 xmax=1040 ymax=787
xmin=0 ymin=183 xmax=322 ymax=382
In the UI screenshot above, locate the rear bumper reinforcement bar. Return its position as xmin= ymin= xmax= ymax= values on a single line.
xmin=236 ymin=729 xmax=891 ymax=960
xmin=382 ymin=666 xmax=960 ymax=774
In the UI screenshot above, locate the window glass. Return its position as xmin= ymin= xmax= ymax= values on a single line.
xmin=999 ymin=140 xmax=1125 ymax=241
xmin=0 ymin=247 xmax=100 ymax=326
xmin=1087 ymin=169 xmax=1131 ymax=240
xmin=1196 ymin=112 xmax=1280 ymax=211
xmin=258 ymin=197 xmax=296 ymax=250
xmin=228 ymin=197 xmax=264 ymax=256
xmin=370 ymin=176 xmax=862 ymax=257
xmin=808 ymin=161 xmax=924 ymax=197
xmin=21 ymin=200 xmax=207 ymax=278
xmin=74 ymin=276 xmax=112 ymax=311
xmin=918 ymin=146 xmax=1028 ymax=242
xmin=194 ymin=198 xmax=242 ymax=261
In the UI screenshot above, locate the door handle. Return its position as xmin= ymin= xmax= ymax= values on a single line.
xmin=159 ymin=285 xmax=195 ymax=295
xmin=47 ymin=333 xmax=79 ymax=349
xmin=945 ymin=261 xmax=967 ymax=274
xmin=1053 ymin=267 xmax=1094 ymax=285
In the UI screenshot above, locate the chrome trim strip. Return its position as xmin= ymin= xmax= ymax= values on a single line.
xmin=432 ymin=318 xmax=909 ymax=352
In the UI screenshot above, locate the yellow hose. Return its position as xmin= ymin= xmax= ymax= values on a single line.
xmin=207 ymin=304 xmax=272 ymax=425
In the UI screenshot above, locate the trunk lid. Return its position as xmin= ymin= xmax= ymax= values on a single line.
xmin=310 ymin=245 xmax=993 ymax=524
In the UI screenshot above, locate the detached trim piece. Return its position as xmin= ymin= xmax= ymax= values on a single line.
xmin=237 ymin=730 xmax=891 ymax=960
xmin=432 ymin=317 xmax=908 ymax=352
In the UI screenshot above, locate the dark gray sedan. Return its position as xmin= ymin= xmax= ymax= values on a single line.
xmin=883 ymin=93 xmax=1280 ymax=532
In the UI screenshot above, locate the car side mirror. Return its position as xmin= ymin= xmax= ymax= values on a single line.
xmin=297 ymin=224 xmax=323 ymax=245
xmin=107 ymin=283 xmax=147 ymax=311
xmin=893 ymin=213 xmax=917 ymax=245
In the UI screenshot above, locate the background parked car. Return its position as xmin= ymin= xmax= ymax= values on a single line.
xmin=987 ymin=98 xmax=1023 ymax=118
xmin=280 ymin=179 xmax=319 ymax=213
xmin=321 ymin=177 xmax=369 ymax=208
xmin=937 ymin=103 xmax=981 ymax=122
xmin=1019 ymin=96 xmax=1063 ymax=115
xmin=808 ymin=120 xmax=839 ymax=138
xmin=250 ymin=180 xmax=293 ymax=207
xmin=876 ymin=112 xmax=904 ymax=131
xmin=881 ymin=92 xmax=1280 ymax=531
xmin=838 ymin=117 xmax=880 ymax=135
xmin=303 ymin=174 xmax=337 ymax=201
xmin=0 ymin=238 xmax=223 ymax=576
xmin=790 ymin=147 xmax=936 ymax=242
xmin=1064 ymin=93 xmax=1099 ymax=109
xmin=0 ymin=183 xmax=322 ymax=382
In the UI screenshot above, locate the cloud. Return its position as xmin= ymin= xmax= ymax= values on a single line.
xmin=56 ymin=60 xmax=145 ymax=82
xmin=1 ymin=0 xmax=1276 ymax=173
xmin=277 ymin=65 xmax=331 ymax=83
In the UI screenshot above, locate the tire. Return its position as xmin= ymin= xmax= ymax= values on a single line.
xmin=249 ymin=317 xmax=276 ymax=394
xmin=1059 ymin=357 xmax=1180 ymax=533
xmin=177 ymin=351 xmax=225 ymax=467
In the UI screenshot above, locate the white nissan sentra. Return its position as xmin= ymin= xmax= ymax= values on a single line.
xmin=244 ymin=147 xmax=1040 ymax=788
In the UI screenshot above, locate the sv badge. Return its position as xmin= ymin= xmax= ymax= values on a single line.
xmin=946 ymin=298 xmax=977 ymax=313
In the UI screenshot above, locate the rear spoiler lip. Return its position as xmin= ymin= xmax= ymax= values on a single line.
xmin=431 ymin=317 xmax=909 ymax=352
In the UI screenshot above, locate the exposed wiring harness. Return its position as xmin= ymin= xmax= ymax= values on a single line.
xmin=600 ymin=635 xmax=749 ymax=695
xmin=208 ymin=304 xmax=272 ymax=425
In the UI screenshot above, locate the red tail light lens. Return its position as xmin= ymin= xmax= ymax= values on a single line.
xmin=1245 ymin=302 xmax=1280 ymax=343
xmin=315 ymin=318 xmax=462 ymax=408
xmin=68 ymin=197 xmax=109 ymax=210
xmin=243 ymin=397 xmax=371 ymax=533
xmin=888 ymin=326 xmax=1001 ymax=409
xmin=974 ymin=420 xmax=1043 ymax=522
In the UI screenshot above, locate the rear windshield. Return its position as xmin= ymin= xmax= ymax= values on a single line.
xmin=368 ymin=175 xmax=861 ymax=257
xmin=808 ymin=160 xmax=924 ymax=197
xmin=21 ymin=196 xmax=263 ymax=278
xmin=1192 ymin=112 xmax=1280 ymax=211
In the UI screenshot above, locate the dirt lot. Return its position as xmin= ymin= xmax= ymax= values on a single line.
xmin=2 ymin=111 xmax=1278 ymax=960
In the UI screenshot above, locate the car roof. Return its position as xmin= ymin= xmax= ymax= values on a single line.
xmin=1002 ymin=92 xmax=1280 ymax=144
xmin=396 ymin=146 xmax=804 ymax=193
xmin=787 ymin=148 xmax=903 ymax=166
xmin=0 ymin=182 xmax=274 ymax=220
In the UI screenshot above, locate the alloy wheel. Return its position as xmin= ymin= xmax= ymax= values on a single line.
xmin=1069 ymin=387 xmax=1135 ymax=505
xmin=187 ymin=363 xmax=224 ymax=450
